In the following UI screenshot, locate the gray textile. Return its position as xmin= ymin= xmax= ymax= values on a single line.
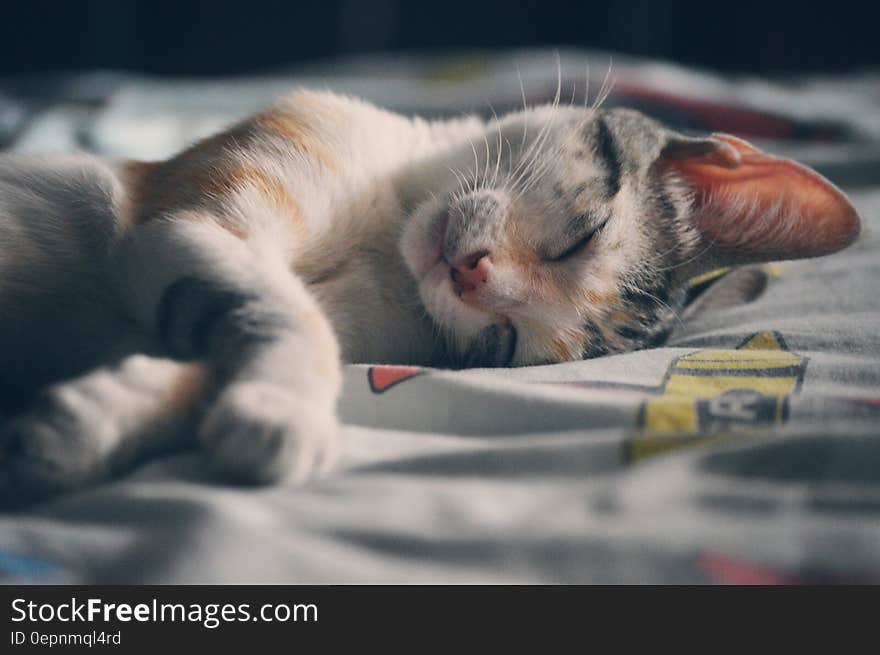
xmin=0 ymin=50 xmax=878 ymax=584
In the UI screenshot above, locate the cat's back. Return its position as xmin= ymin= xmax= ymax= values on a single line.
xmin=120 ymin=90 xmax=421 ymax=230
xmin=117 ymin=88 xmax=455 ymax=298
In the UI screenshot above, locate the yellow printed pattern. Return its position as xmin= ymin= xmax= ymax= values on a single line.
xmin=627 ymin=332 xmax=807 ymax=463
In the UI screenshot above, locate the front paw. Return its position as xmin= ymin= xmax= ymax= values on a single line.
xmin=0 ymin=388 xmax=118 ymax=504
xmin=198 ymin=382 xmax=339 ymax=484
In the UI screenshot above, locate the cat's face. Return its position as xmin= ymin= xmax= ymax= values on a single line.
xmin=400 ymin=105 xmax=860 ymax=368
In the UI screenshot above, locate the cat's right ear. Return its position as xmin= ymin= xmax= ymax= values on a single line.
xmin=658 ymin=133 xmax=860 ymax=270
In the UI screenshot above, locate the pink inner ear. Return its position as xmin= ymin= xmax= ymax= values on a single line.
xmin=668 ymin=134 xmax=861 ymax=262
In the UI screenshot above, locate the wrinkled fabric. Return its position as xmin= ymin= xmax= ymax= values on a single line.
xmin=0 ymin=50 xmax=878 ymax=584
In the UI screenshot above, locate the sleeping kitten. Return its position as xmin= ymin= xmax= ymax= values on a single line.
xmin=0 ymin=88 xmax=860 ymax=501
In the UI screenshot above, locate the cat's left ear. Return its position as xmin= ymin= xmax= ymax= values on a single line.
xmin=659 ymin=133 xmax=860 ymax=267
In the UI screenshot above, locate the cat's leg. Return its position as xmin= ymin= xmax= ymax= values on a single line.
xmin=0 ymin=356 xmax=203 ymax=503
xmin=111 ymin=215 xmax=341 ymax=484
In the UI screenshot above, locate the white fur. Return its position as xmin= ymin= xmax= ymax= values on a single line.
xmin=4 ymin=90 xmax=834 ymax=500
xmin=0 ymin=91 xmax=494 ymax=497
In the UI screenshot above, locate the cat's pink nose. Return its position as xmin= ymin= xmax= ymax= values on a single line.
xmin=449 ymin=251 xmax=492 ymax=294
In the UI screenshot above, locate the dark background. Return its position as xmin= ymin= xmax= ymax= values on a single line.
xmin=0 ymin=0 xmax=877 ymax=77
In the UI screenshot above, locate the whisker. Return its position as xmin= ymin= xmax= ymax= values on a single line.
xmin=480 ymin=131 xmax=490 ymax=190
xmin=653 ymin=189 xmax=725 ymax=274
xmin=592 ymin=56 xmax=615 ymax=112
xmin=508 ymin=54 xmax=564 ymax=200
xmin=467 ymin=138 xmax=481 ymax=192
xmin=654 ymin=236 xmax=717 ymax=274
xmin=624 ymin=283 xmax=686 ymax=331
xmin=503 ymin=136 xmax=516 ymax=185
xmin=483 ymin=101 xmax=505 ymax=189
xmin=509 ymin=102 xmax=559 ymax=193
xmin=512 ymin=114 xmax=561 ymax=194
xmin=583 ymin=58 xmax=591 ymax=108
xmin=553 ymin=50 xmax=562 ymax=109
xmin=494 ymin=127 xmax=504 ymax=188
xmin=516 ymin=64 xmax=529 ymax=154
xmin=447 ymin=166 xmax=468 ymax=198
xmin=519 ymin=144 xmax=563 ymax=194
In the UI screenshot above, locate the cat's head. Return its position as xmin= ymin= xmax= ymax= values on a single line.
xmin=400 ymin=105 xmax=860 ymax=367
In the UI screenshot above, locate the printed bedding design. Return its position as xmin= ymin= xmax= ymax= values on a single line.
xmin=0 ymin=50 xmax=878 ymax=583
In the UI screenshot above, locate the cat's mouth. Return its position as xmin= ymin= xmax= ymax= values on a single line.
xmin=402 ymin=199 xmax=523 ymax=365
xmin=414 ymin=251 xmax=520 ymax=362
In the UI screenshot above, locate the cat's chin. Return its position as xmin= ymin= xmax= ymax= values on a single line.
xmin=416 ymin=259 xmax=499 ymax=351
xmin=401 ymin=205 xmax=523 ymax=360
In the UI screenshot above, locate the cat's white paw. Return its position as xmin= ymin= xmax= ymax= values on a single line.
xmin=0 ymin=386 xmax=122 ymax=502
xmin=197 ymin=382 xmax=338 ymax=484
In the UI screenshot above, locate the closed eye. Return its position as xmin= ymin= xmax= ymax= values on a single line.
xmin=547 ymin=217 xmax=607 ymax=262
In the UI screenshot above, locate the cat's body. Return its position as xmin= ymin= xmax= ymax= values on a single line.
xmin=0 ymin=89 xmax=860 ymax=502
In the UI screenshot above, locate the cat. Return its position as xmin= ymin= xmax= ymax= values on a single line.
xmin=0 ymin=87 xmax=860 ymax=503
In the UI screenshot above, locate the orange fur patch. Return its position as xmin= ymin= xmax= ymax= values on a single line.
xmin=504 ymin=218 xmax=538 ymax=267
xmin=550 ymin=336 xmax=580 ymax=362
xmin=595 ymin=321 xmax=625 ymax=352
xmin=162 ymin=362 xmax=209 ymax=416
xmin=211 ymin=163 xmax=304 ymax=227
xmin=121 ymin=160 xmax=160 ymax=226
xmin=586 ymin=290 xmax=618 ymax=307
xmin=607 ymin=307 xmax=635 ymax=325
xmin=122 ymin=109 xmax=332 ymax=232
xmin=256 ymin=112 xmax=337 ymax=171
xmin=122 ymin=159 xmax=303 ymax=236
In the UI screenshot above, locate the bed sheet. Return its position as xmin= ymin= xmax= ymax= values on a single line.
xmin=0 ymin=50 xmax=878 ymax=583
